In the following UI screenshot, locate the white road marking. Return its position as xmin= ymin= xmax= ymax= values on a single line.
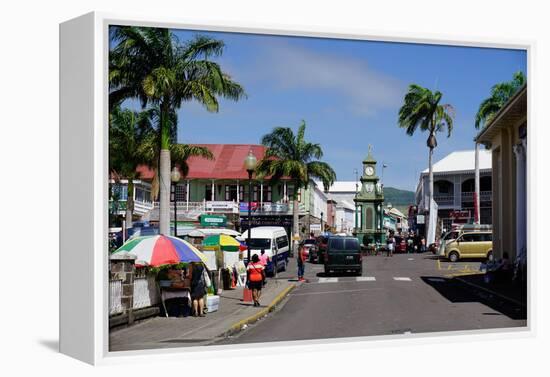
xmin=318 ymin=277 xmax=339 ymax=283
xmin=290 ymin=287 xmax=383 ymax=296
xmin=393 ymin=277 xmax=412 ymax=281
xmin=356 ymin=276 xmax=376 ymax=281
xmin=408 ymin=258 xmax=414 ymax=261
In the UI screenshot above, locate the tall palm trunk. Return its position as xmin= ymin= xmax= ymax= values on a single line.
xmin=474 ymin=142 xmax=480 ymax=224
xmin=125 ymin=179 xmax=134 ymax=229
xmin=428 ymin=146 xmax=434 ymax=213
xmin=292 ymin=185 xmax=299 ymax=258
xmin=158 ymin=101 xmax=171 ymax=235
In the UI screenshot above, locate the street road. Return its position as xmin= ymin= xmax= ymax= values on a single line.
xmin=218 ymin=253 xmax=526 ymax=345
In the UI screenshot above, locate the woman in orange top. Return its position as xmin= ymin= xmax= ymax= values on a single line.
xmin=247 ymin=254 xmax=266 ymax=307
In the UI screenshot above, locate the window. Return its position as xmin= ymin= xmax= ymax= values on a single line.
xmin=225 ymin=185 xmax=238 ymax=201
xmin=328 ymin=238 xmax=359 ymax=252
xmin=461 ymin=179 xmax=475 ymax=193
xmin=174 ymin=185 xmax=186 ymax=202
xmin=276 ymin=235 xmax=289 ymax=249
xmin=262 ymin=184 xmax=272 ymax=202
xmin=248 ymin=238 xmax=271 ymax=249
xmin=205 ymin=185 xmax=213 ymax=200
xmin=436 ymin=180 xmax=453 ymax=194
xmin=345 ymin=238 xmax=360 ymax=251
xmin=482 ymin=233 xmax=493 ymax=241
xmin=329 ymin=238 xmax=345 ymax=250
xmin=241 ymin=185 xmax=259 ymax=202
xmin=480 ymin=176 xmax=492 ymax=191
xmin=461 ymin=233 xmax=484 ymax=242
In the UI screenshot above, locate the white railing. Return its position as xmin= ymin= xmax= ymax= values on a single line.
xmin=109 ymin=280 xmax=123 ymax=315
xmin=461 ymin=191 xmax=492 ymax=202
xmin=132 ymin=276 xmax=160 ymax=310
xmin=151 ymin=200 xmax=307 ymax=216
xmin=433 ymin=195 xmax=454 ymax=206
xmin=134 ymin=200 xmax=155 ymax=215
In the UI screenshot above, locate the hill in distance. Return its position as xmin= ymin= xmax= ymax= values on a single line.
xmin=383 ymin=186 xmax=415 ymax=214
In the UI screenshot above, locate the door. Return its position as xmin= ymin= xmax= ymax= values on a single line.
xmin=457 ymin=233 xmax=475 ymax=257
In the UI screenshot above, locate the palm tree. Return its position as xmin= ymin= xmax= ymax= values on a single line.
xmin=475 ymin=71 xmax=526 ymax=129
xmin=109 ymin=106 xmax=157 ymax=228
xmin=473 ymin=71 xmax=526 ymax=223
xmin=257 ymin=120 xmax=336 ymax=255
xmin=109 ymin=26 xmax=246 ymax=235
xmin=398 ymin=84 xmax=455 ymax=236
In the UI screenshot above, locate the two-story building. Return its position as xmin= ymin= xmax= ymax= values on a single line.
xmin=475 ymin=85 xmax=527 ymax=263
xmin=415 ymin=149 xmax=493 ymax=231
xmin=111 ymin=144 xmax=329 ymax=239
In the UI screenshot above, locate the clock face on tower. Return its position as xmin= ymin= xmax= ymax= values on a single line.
xmin=365 ymin=166 xmax=374 ymax=176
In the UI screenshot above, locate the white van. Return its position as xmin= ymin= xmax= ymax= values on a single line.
xmin=240 ymin=226 xmax=290 ymax=275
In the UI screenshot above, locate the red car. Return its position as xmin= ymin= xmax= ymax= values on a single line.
xmin=301 ymin=239 xmax=316 ymax=261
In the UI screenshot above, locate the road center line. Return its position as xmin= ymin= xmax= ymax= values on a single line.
xmin=393 ymin=277 xmax=412 ymax=281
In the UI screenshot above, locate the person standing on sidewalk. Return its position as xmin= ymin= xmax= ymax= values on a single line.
xmin=259 ymin=249 xmax=270 ymax=267
xmin=190 ymin=263 xmax=207 ymax=317
xmin=246 ymin=254 xmax=265 ymax=307
xmin=297 ymin=242 xmax=306 ymax=281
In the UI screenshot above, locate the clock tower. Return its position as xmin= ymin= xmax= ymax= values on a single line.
xmin=353 ymin=145 xmax=385 ymax=246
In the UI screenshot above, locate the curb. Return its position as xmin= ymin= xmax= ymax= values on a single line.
xmin=455 ymin=276 xmax=526 ymax=308
xmin=224 ymin=284 xmax=296 ymax=337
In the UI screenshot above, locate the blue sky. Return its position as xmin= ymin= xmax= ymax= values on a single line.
xmin=118 ymin=28 xmax=527 ymax=191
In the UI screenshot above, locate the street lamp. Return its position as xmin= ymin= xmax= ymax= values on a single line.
xmin=171 ymin=166 xmax=181 ymax=237
xmin=244 ymin=149 xmax=257 ymax=263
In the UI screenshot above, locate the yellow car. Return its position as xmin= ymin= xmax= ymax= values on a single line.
xmin=444 ymin=231 xmax=493 ymax=262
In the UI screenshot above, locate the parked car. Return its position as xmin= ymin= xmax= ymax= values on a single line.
xmin=324 ymin=236 xmax=362 ymax=276
xmin=444 ymin=231 xmax=493 ymax=262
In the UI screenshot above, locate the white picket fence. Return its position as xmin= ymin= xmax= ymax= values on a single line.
xmin=109 ymin=280 xmax=123 ymax=315
xmin=132 ymin=276 xmax=160 ymax=310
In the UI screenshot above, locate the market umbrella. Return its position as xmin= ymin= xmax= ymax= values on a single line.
xmin=112 ymin=235 xmax=207 ymax=267
xmin=203 ymin=234 xmax=247 ymax=252
xmin=188 ymin=229 xmax=205 ymax=238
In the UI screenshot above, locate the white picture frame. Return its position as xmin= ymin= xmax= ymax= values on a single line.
xmin=59 ymin=11 xmax=534 ymax=365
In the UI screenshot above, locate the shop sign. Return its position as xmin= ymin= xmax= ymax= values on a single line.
xmin=450 ymin=210 xmax=470 ymax=219
xmin=199 ymin=214 xmax=227 ymax=227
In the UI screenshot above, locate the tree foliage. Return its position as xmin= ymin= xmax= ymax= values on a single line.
xmin=475 ymin=71 xmax=526 ymax=129
xmin=398 ymin=84 xmax=455 ymax=148
xmin=256 ymin=120 xmax=336 ymax=192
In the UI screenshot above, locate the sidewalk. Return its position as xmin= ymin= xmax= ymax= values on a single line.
xmin=109 ymin=278 xmax=296 ymax=352
xmin=455 ymin=273 xmax=527 ymax=308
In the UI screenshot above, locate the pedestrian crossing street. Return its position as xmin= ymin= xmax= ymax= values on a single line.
xmin=313 ymin=276 xmax=413 ymax=284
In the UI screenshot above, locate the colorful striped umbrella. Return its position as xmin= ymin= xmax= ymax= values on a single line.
xmin=202 ymin=234 xmax=247 ymax=252
xmin=112 ymin=235 xmax=207 ymax=267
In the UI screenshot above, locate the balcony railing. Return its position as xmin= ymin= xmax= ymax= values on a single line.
xmin=153 ymin=200 xmax=306 ymax=216
xmin=461 ymin=191 xmax=492 ymax=202
xmin=433 ymin=195 xmax=454 ymax=206
xmin=109 ymin=199 xmax=154 ymax=216
xmin=433 ymin=191 xmax=492 ymax=207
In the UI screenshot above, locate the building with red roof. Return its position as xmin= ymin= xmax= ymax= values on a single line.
xmin=111 ymin=143 xmax=331 ymax=239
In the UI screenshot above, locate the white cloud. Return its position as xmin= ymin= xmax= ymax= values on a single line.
xmin=253 ymin=41 xmax=406 ymax=116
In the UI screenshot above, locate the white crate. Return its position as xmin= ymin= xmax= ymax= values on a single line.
xmin=205 ymin=295 xmax=220 ymax=313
